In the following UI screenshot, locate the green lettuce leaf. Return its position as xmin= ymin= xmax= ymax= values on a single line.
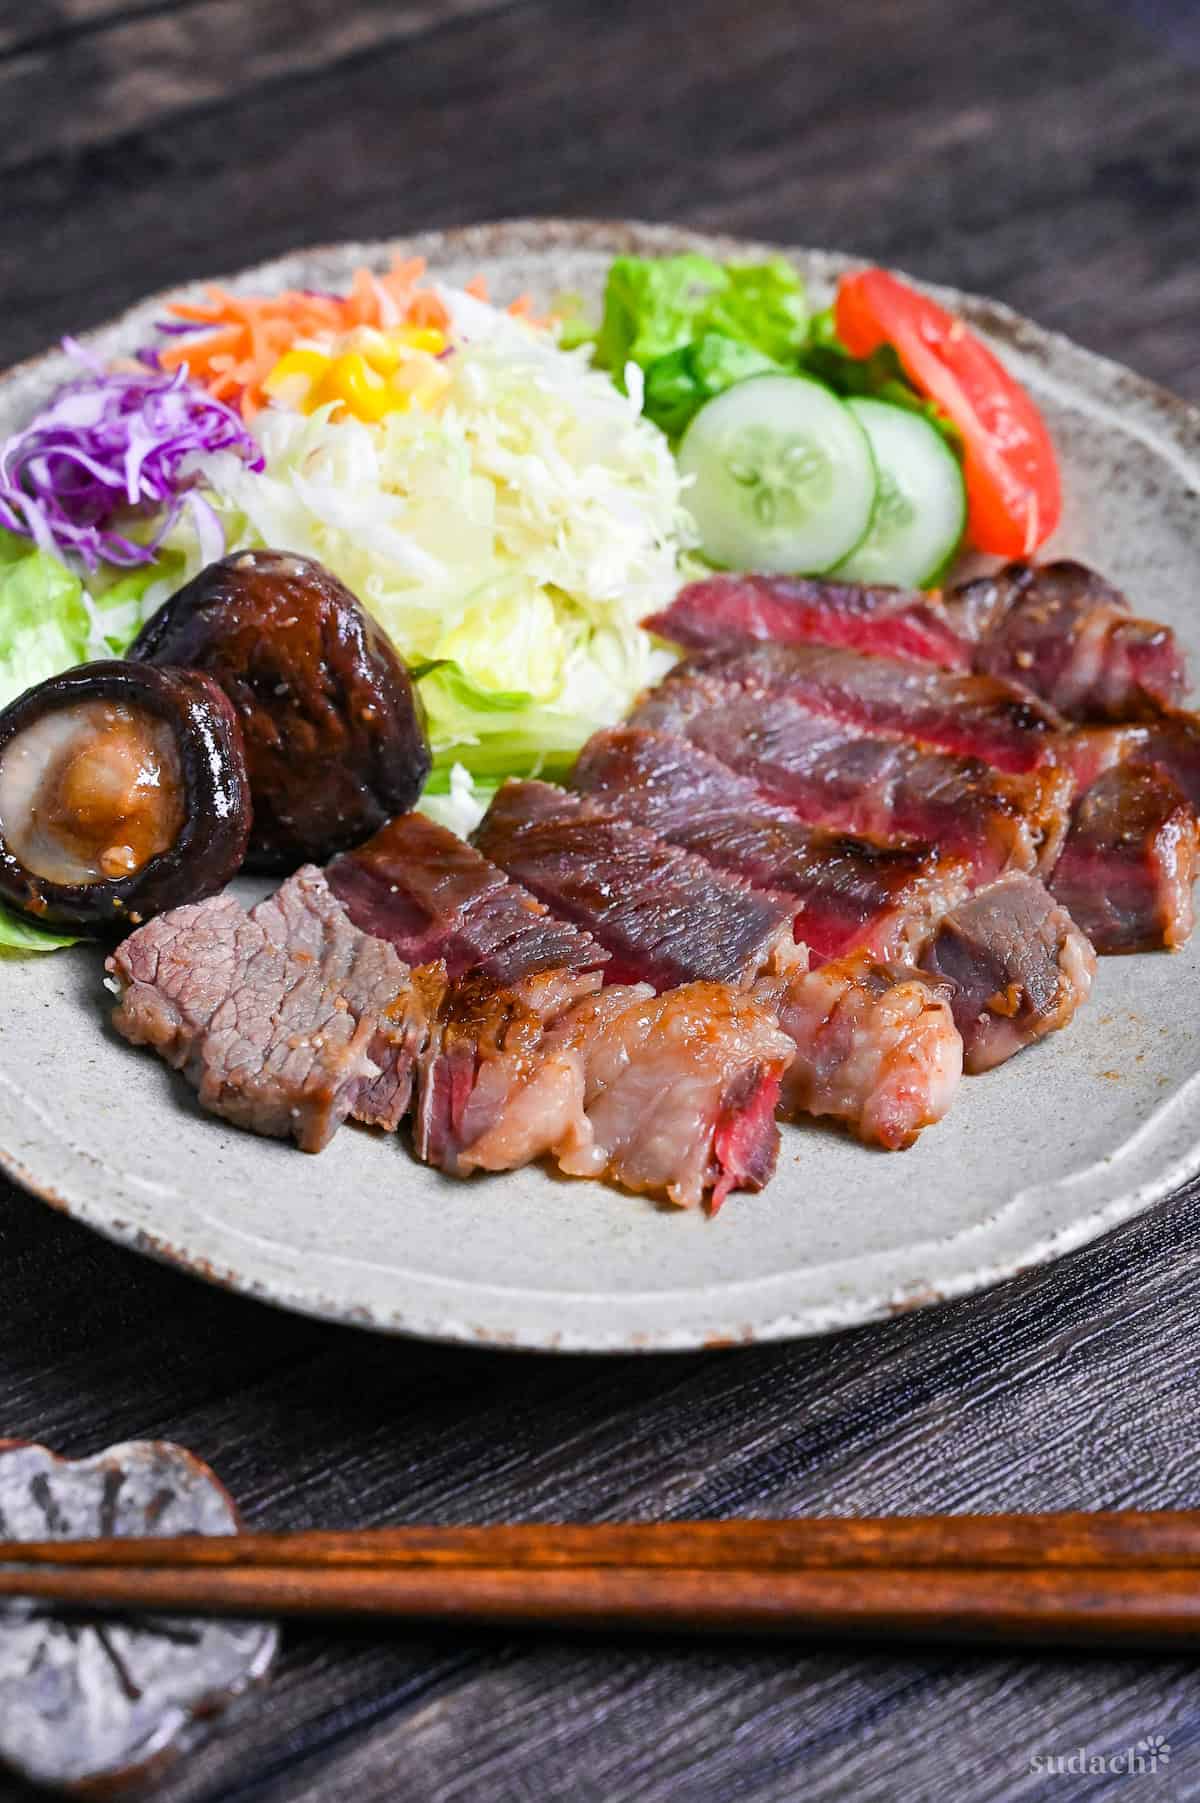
xmin=594 ymin=254 xmax=807 ymax=386
xmin=0 ymin=533 xmax=167 ymax=711
xmin=0 ymin=540 xmax=92 ymax=710
xmin=420 ymin=659 xmax=589 ymax=787
xmin=700 ymin=262 xmax=810 ymax=364
xmin=0 ymin=907 xmax=81 ymax=954
xmin=641 ymin=333 xmax=783 ymax=440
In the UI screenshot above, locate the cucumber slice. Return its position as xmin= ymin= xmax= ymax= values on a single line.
xmin=676 ymin=374 xmax=877 ymax=574
xmin=833 ymin=398 xmax=967 ymax=587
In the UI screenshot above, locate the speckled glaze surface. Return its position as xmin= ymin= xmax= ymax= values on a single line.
xmin=2 ymin=220 xmax=1199 ymax=1352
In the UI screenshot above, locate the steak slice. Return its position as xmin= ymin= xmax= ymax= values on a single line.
xmin=946 ymin=560 xmax=1187 ymax=721
xmin=416 ymin=970 xmax=794 ymax=1211
xmin=247 ymin=866 xmax=431 ymax=1129
xmin=107 ymin=871 xmax=415 ymax=1150
xmin=474 ymin=780 xmax=801 ymax=990
xmin=632 ymin=677 xmax=1071 ymax=882
xmin=1050 ymin=763 xmax=1198 ymax=953
xmin=1134 ymin=708 xmax=1200 ymax=815
xmin=683 ymin=639 xmax=1065 ymax=773
xmin=573 ymin=726 xmax=971 ymax=964
xmin=753 ymin=954 xmax=962 ymax=1150
xmin=413 ymin=966 xmax=605 ymax=1176
xmin=917 ymin=873 xmax=1096 ymax=1073
xmin=327 ymin=812 xmax=606 ymax=985
xmin=1056 ymin=725 xmax=1151 ymax=792
xmin=645 ymin=572 xmax=972 ymax=670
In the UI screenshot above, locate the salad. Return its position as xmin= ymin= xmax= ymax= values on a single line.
xmin=0 ymin=246 xmax=1062 ymax=950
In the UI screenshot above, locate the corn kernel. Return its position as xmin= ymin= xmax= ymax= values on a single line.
xmin=266 ymin=348 xmax=330 ymax=386
xmin=356 ymin=330 xmax=403 ymax=376
xmin=263 ymin=347 xmax=330 ymax=411
xmin=314 ymin=353 xmax=392 ymax=422
xmin=393 ymin=325 xmax=446 ymax=356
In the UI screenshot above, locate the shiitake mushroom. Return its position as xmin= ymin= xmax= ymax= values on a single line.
xmin=0 ymin=660 xmax=252 ymax=933
xmin=131 ymin=550 xmax=431 ymax=869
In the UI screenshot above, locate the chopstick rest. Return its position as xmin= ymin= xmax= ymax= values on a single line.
xmin=0 ymin=1439 xmax=276 ymax=1796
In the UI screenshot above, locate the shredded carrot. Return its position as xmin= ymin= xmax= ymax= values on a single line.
xmin=465 ymin=275 xmax=490 ymax=300
xmin=159 ymin=252 xmax=546 ymax=417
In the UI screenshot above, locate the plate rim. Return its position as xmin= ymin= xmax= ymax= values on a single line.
xmin=3 ymin=215 xmax=1200 ymax=1353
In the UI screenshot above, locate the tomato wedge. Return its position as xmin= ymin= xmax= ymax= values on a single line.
xmin=835 ymin=269 xmax=1061 ymax=559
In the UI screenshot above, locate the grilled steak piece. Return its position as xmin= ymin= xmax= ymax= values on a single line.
xmin=474 ymin=780 xmax=801 ymax=990
xmin=946 ymin=561 xmax=1187 ymax=721
xmin=328 ymin=811 xmax=606 ymax=984
xmin=558 ymin=983 xmax=793 ymax=1209
xmin=1133 ymin=708 xmax=1200 ymax=814
xmin=683 ymin=640 xmax=1065 ymax=773
xmin=416 ymin=969 xmax=794 ymax=1211
xmin=917 ymin=873 xmax=1096 ymax=1073
xmin=631 ymin=678 xmax=1071 ymax=882
xmin=1050 ymin=763 xmax=1198 ymax=954
xmin=107 ymin=869 xmax=418 ymax=1149
xmin=645 ymin=573 xmax=972 ymax=670
xmin=247 ymin=867 xmax=432 ymax=1130
xmin=753 ymin=953 xmax=962 ymax=1150
xmin=1056 ymin=725 xmax=1151 ymax=792
xmin=414 ymin=966 xmax=606 ymax=1176
xmin=574 ymin=726 xmax=971 ymax=964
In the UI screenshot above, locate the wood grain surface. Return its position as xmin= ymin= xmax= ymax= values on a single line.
xmin=2 ymin=0 xmax=1199 ymax=1797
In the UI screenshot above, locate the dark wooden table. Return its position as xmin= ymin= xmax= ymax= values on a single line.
xmin=3 ymin=2 xmax=1200 ymax=1797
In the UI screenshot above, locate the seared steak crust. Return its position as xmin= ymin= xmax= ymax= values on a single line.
xmin=684 ymin=640 xmax=1065 ymax=774
xmin=947 ymin=560 xmax=1186 ymax=722
xmin=474 ymin=780 xmax=800 ymax=991
xmin=632 ymin=678 xmax=1071 ymax=882
xmin=328 ymin=812 xmax=606 ymax=984
xmin=574 ymin=726 xmax=970 ymax=965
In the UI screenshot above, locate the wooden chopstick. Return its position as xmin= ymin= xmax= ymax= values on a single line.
xmin=7 ymin=1513 xmax=1200 ymax=1570
xmin=3 ymin=1517 xmax=1200 ymax=1647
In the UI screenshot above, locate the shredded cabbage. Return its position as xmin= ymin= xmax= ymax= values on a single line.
xmin=164 ymin=291 xmax=691 ymax=782
xmin=417 ymin=761 xmax=496 ymax=838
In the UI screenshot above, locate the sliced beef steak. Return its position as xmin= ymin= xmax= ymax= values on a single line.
xmin=917 ymin=873 xmax=1096 ymax=1073
xmin=682 ymin=640 xmax=1065 ymax=773
xmin=1056 ymin=725 xmax=1151 ymax=792
xmin=328 ymin=811 xmax=606 ymax=984
xmin=414 ymin=966 xmax=605 ymax=1177
xmin=108 ymin=870 xmax=417 ymax=1149
xmin=574 ymin=726 xmax=970 ymax=964
xmin=645 ymin=572 xmax=972 ymax=670
xmin=415 ymin=969 xmax=794 ymax=1211
xmin=561 ymin=982 xmax=793 ymax=1210
xmin=474 ymin=780 xmax=801 ymax=990
xmin=946 ymin=560 xmax=1186 ymax=721
xmin=1135 ymin=708 xmax=1200 ymax=814
xmin=631 ymin=678 xmax=1070 ymax=882
xmin=1050 ymin=762 xmax=1198 ymax=953
xmin=754 ymin=953 xmax=962 ymax=1150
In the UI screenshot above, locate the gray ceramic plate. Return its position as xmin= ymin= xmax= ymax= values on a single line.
xmin=3 ymin=220 xmax=1199 ymax=1351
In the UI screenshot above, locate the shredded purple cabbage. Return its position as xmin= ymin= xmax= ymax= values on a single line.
xmin=0 ymin=342 xmax=263 ymax=569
